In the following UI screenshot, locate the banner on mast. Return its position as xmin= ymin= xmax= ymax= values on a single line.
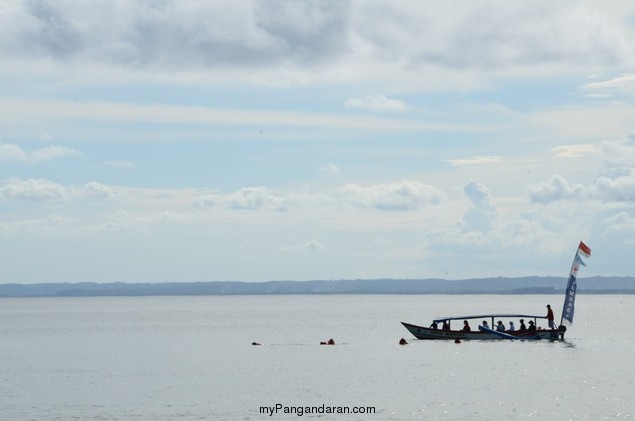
xmin=562 ymin=244 xmax=591 ymax=326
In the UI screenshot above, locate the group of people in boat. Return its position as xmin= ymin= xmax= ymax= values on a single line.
xmin=478 ymin=319 xmax=536 ymax=333
xmin=429 ymin=304 xmax=557 ymax=333
xmin=430 ymin=318 xmax=539 ymax=332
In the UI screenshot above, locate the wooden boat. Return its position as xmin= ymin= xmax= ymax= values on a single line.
xmin=401 ymin=242 xmax=591 ymax=341
xmin=401 ymin=315 xmax=565 ymax=341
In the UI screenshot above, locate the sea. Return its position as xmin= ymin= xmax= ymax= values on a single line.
xmin=1 ymin=294 xmax=633 ymax=420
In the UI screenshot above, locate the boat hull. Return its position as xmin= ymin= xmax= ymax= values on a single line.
xmin=401 ymin=322 xmax=565 ymax=341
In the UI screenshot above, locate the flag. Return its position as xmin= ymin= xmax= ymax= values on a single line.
xmin=578 ymin=241 xmax=591 ymax=259
xmin=570 ymin=253 xmax=584 ymax=276
xmin=562 ymin=242 xmax=591 ymax=326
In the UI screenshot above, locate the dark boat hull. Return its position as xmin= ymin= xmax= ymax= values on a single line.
xmin=401 ymin=322 xmax=566 ymax=341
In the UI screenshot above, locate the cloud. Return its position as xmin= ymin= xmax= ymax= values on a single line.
xmin=0 ymin=178 xmax=116 ymax=202
xmin=73 ymin=182 xmax=116 ymax=200
xmin=0 ymin=177 xmax=66 ymax=201
xmin=356 ymin=3 xmax=631 ymax=70
xmin=104 ymin=160 xmax=135 ymax=169
xmin=280 ymin=239 xmax=325 ymax=252
xmin=1 ymin=2 xmax=632 ymax=87
xmin=446 ymin=156 xmax=501 ymax=166
xmin=344 ymin=94 xmax=407 ymax=112
xmin=0 ymin=1 xmax=349 ymax=69
xmin=529 ymin=168 xmax=635 ymax=204
xmin=552 ymin=144 xmax=597 ymax=158
xmin=30 ymin=145 xmax=82 ymax=162
xmin=592 ymin=168 xmax=635 ymax=201
xmin=461 ymin=180 xmax=496 ymax=232
xmin=340 ymin=180 xmax=444 ymax=211
xmin=320 ymin=162 xmax=341 ymax=176
xmin=191 ymin=180 xmax=448 ymax=214
xmin=0 ymin=141 xmax=80 ymax=163
xmin=0 ymin=142 xmax=27 ymax=161
xmin=0 ymin=97 xmax=466 ymax=132
xmin=599 ymin=211 xmax=635 ymax=236
xmin=225 ymin=186 xmax=288 ymax=211
xmin=528 ymin=175 xmax=586 ymax=204
xmin=599 ymin=135 xmax=635 ymax=167
xmin=584 ymin=73 xmax=635 ymax=96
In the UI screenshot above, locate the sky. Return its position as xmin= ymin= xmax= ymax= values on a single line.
xmin=1 ymin=0 xmax=635 ymax=284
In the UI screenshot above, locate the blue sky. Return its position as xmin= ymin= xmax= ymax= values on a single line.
xmin=2 ymin=1 xmax=635 ymax=283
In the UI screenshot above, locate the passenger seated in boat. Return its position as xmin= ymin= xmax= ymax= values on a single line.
xmin=429 ymin=322 xmax=438 ymax=330
xmin=462 ymin=320 xmax=471 ymax=332
xmin=442 ymin=321 xmax=450 ymax=331
xmin=527 ymin=320 xmax=536 ymax=332
xmin=496 ymin=321 xmax=505 ymax=332
xmin=508 ymin=321 xmax=515 ymax=331
xmin=480 ymin=320 xmax=489 ymax=329
xmin=518 ymin=319 xmax=527 ymax=331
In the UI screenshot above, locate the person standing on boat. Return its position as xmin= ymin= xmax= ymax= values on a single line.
xmin=518 ymin=319 xmax=527 ymax=331
xmin=546 ymin=304 xmax=556 ymax=329
xmin=462 ymin=320 xmax=471 ymax=332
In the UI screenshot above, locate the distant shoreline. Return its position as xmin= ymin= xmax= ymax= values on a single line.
xmin=2 ymin=276 xmax=635 ymax=298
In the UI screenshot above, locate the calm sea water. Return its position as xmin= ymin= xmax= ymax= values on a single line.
xmin=1 ymin=294 xmax=634 ymax=420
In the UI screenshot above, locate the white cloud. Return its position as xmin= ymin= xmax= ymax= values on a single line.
xmin=0 ymin=2 xmax=632 ymax=88
xmin=528 ymin=168 xmax=635 ymax=204
xmin=446 ymin=156 xmax=501 ymax=166
xmin=0 ymin=177 xmax=67 ymax=201
xmin=592 ymin=167 xmax=635 ymax=201
xmin=461 ymin=180 xmax=496 ymax=232
xmin=584 ymin=73 xmax=635 ymax=96
xmin=340 ymin=180 xmax=444 ymax=211
xmin=344 ymin=94 xmax=407 ymax=112
xmin=528 ymin=175 xmax=586 ymax=204
xmin=280 ymin=239 xmax=325 ymax=252
xmin=320 ymin=162 xmax=341 ymax=176
xmin=0 ymin=142 xmax=27 ymax=161
xmin=225 ymin=186 xmax=288 ymax=211
xmin=552 ymin=144 xmax=597 ymax=158
xmin=601 ymin=212 xmax=635 ymax=237
xmin=0 ymin=178 xmax=117 ymax=202
xmin=73 ymin=182 xmax=116 ymax=200
xmin=30 ymin=145 xmax=81 ymax=162
xmin=0 ymin=97 xmax=467 ymax=132
xmin=526 ymin=103 xmax=635 ymax=142
xmin=0 ymin=141 xmax=80 ymax=163
xmin=104 ymin=160 xmax=135 ymax=169
xmin=599 ymin=135 xmax=635 ymax=167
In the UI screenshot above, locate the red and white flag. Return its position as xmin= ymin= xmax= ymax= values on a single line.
xmin=577 ymin=241 xmax=591 ymax=259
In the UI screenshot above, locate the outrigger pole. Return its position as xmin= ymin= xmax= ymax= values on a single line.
xmin=559 ymin=241 xmax=591 ymax=326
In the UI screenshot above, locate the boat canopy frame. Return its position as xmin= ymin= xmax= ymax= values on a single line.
xmin=433 ymin=314 xmax=548 ymax=324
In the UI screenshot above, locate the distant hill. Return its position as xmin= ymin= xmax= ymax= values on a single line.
xmin=1 ymin=276 xmax=635 ymax=297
